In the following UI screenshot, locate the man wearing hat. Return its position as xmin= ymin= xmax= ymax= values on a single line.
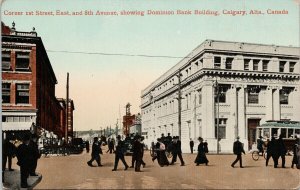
xmin=87 ymin=137 xmax=103 ymax=167
xmin=112 ymin=135 xmax=129 ymax=171
xmin=231 ymin=136 xmax=245 ymax=168
xmin=29 ymin=134 xmax=40 ymax=176
xmin=132 ymin=135 xmax=144 ymax=172
xmin=170 ymin=136 xmax=185 ymax=166
xmin=16 ymin=133 xmax=32 ymax=188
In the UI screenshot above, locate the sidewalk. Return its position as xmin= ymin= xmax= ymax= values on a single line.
xmin=2 ymin=170 xmax=42 ymax=190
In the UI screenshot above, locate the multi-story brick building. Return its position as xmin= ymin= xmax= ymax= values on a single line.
xmin=1 ymin=22 xmax=69 ymax=140
xmin=141 ymin=40 xmax=300 ymax=153
xmin=57 ymin=98 xmax=75 ymax=141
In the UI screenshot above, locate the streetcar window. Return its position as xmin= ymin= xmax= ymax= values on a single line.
xmin=271 ymin=128 xmax=279 ymax=137
xmin=263 ymin=128 xmax=270 ymax=138
xmin=295 ymin=129 xmax=300 ymax=137
xmin=288 ymin=129 xmax=294 ymax=138
xmin=281 ymin=128 xmax=287 ymax=138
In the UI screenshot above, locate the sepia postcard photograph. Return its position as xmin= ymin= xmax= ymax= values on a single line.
xmin=1 ymin=0 xmax=300 ymax=189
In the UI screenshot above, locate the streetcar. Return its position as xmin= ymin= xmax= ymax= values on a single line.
xmin=256 ymin=120 xmax=300 ymax=153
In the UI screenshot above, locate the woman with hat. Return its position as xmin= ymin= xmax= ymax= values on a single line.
xmin=194 ymin=137 xmax=209 ymax=166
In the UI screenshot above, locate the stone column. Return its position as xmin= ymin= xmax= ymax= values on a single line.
xmin=293 ymin=87 xmax=300 ymax=120
xmin=201 ymin=82 xmax=215 ymax=139
xmin=229 ymin=85 xmax=238 ymax=140
xmin=237 ymin=86 xmax=246 ymax=139
xmin=273 ymin=87 xmax=281 ymax=120
xmin=265 ymin=86 xmax=273 ymax=120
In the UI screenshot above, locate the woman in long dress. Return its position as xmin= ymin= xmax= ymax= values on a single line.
xmin=158 ymin=139 xmax=169 ymax=167
xmin=195 ymin=137 xmax=209 ymax=166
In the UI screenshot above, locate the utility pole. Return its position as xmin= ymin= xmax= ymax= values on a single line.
xmin=65 ymin=72 xmax=69 ymax=144
xmin=175 ymin=70 xmax=183 ymax=140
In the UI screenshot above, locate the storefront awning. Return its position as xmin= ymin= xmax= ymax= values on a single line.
xmin=1 ymin=122 xmax=33 ymax=131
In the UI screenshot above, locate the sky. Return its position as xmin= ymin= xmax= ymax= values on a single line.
xmin=1 ymin=0 xmax=299 ymax=131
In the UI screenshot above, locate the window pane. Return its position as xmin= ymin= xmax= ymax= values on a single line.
xmin=279 ymin=61 xmax=286 ymax=72
xmin=253 ymin=60 xmax=259 ymax=71
xmin=290 ymin=62 xmax=295 ymax=73
xmin=214 ymin=56 xmax=221 ymax=69
xmin=263 ymin=60 xmax=269 ymax=71
xmin=225 ymin=58 xmax=233 ymax=69
xmin=244 ymin=59 xmax=250 ymax=70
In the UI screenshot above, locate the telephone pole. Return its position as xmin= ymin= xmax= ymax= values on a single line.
xmin=175 ymin=70 xmax=183 ymax=140
xmin=65 ymin=72 xmax=69 ymax=144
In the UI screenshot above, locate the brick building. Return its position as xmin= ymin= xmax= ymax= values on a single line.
xmin=57 ymin=98 xmax=75 ymax=140
xmin=1 ymin=22 xmax=70 ymax=140
xmin=141 ymin=40 xmax=300 ymax=153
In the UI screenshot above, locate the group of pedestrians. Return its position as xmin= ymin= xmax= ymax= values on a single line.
xmin=265 ymin=134 xmax=299 ymax=168
xmin=2 ymin=133 xmax=41 ymax=188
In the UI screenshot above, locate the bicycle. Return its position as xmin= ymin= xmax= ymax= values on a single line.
xmin=252 ymin=150 xmax=267 ymax=161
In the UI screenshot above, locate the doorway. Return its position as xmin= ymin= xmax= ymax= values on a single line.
xmin=247 ymin=119 xmax=260 ymax=150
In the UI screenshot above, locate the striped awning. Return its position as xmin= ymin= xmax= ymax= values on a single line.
xmin=1 ymin=122 xmax=33 ymax=131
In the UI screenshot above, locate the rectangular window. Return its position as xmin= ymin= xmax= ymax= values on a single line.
xmin=2 ymin=83 xmax=11 ymax=103
xmin=215 ymin=118 xmax=227 ymax=139
xmin=16 ymin=52 xmax=30 ymax=71
xmin=215 ymin=85 xmax=228 ymax=103
xmin=214 ymin=56 xmax=221 ymax=69
xmin=244 ymin=59 xmax=250 ymax=70
xmin=16 ymin=84 xmax=30 ymax=104
xmin=262 ymin=60 xmax=269 ymax=71
xmin=279 ymin=61 xmax=286 ymax=72
xmin=280 ymin=88 xmax=290 ymax=105
xmin=2 ymin=51 xmax=11 ymax=70
xmin=225 ymin=57 xmax=233 ymax=69
xmin=248 ymin=86 xmax=260 ymax=104
xmin=290 ymin=62 xmax=296 ymax=73
xmin=253 ymin=59 xmax=259 ymax=71
xmin=198 ymin=89 xmax=202 ymax=105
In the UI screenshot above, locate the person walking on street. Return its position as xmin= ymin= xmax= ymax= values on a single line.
xmin=87 ymin=137 xmax=103 ymax=167
xmin=277 ymin=134 xmax=287 ymax=168
xmin=16 ymin=134 xmax=32 ymax=188
xmin=291 ymin=138 xmax=299 ymax=168
xmin=86 ymin=140 xmax=90 ymax=153
xmin=133 ymin=135 xmax=144 ymax=172
xmin=195 ymin=137 xmax=209 ymax=166
xmin=112 ymin=135 xmax=129 ymax=171
xmin=170 ymin=136 xmax=185 ymax=166
xmin=189 ymin=138 xmax=194 ymax=154
xmin=265 ymin=139 xmax=272 ymax=166
xmin=108 ymin=138 xmax=115 ymax=154
xmin=231 ymin=136 xmax=245 ymax=168
xmin=29 ymin=134 xmax=40 ymax=176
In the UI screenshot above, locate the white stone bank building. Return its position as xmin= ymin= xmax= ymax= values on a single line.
xmin=141 ymin=40 xmax=300 ymax=153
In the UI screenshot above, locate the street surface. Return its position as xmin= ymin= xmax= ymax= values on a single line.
xmin=10 ymin=147 xmax=299 ymax=189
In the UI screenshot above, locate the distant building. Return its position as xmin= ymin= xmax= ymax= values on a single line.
xmin=57 ymin=98 xmax=75 ymax=140
xmin=141 ymin=40 xmax=300 ymax=153
xmin=122 ymin=103 xmax=141 ymax=135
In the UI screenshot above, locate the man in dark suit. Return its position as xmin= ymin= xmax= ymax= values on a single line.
xmin=16 ymin=134 xmax=32 ymax=188
xmin=29 ymin=134 xmax=40 ymax=176
xmin=189 ymin=138 xmax=194 ymax=154
xmin=112 ymin=135 xmax=129 ymax=171
xmin=132 ymin=135 xmax=144 ymax=172
xmin=170 ymin=136 xmax=185 ymax=166
xmin=87 ymin=137 xmax=103 ymax=167
xmin=231 ymin=136 xmax=245 ymax=168
xmin=3 ymin=135 xmax=16 ymax=172
xmin=277 ymin=134 xmax=287 ymax=168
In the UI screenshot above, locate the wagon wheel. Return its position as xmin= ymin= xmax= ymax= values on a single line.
xmin=252 ymin=150 xmax=259 ymax=161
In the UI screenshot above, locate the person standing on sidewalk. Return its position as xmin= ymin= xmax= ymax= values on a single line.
xmin=87 ymin=137 xmax=103 ymax=167
xmin=16 ymin=134 xmax=32 ymax=188
xmin=170 ymin=136 xmax=185 ymax=166
xmin=86 ymin=140 xmax=90 ymax=153
xmin=2 ymin=135 xmax=16 ymax=172
xmin=195 ymin=137 xmax=209 ymax=166
xmin=29 ymin=134 xmax=40 ymax=176
xmin=133 ymin=135 xmax=144 ymax=172
xmin=291 ymin=138 xmax=299 ymax=168
xmin=112 ymin=135 xmax=129 ymax=171
xmin=189 ymin=138 xmax=194 ymax=154
xmin=231 ymin=136 xmax=245 ymax=168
